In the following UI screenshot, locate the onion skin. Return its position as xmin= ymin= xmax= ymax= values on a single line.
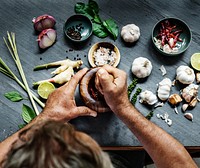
xmin=79 ymin=68 xmax=111 ymax=113
xmin=37 ymin=28 xmax=56 ymax=49
xmin=32 ymin=14 xmax=56 ymax=32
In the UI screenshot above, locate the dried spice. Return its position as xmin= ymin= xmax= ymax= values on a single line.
xmin=67 ymin=23 xmax=84 ymax=40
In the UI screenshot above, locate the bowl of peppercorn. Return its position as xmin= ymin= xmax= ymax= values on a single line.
xmin=64 ymin=14 xmax=93 ymax=42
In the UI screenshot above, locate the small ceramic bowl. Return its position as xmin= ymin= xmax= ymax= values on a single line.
xmin=88 ymin=42 xmax=121 ymax=67
xmin=152 ymin=17 xmax=192 ymax=56
xmin=63 ymin=14 xmax=93 ymax=42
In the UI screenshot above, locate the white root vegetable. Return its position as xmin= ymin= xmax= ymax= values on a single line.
xmin=139 ymin=90 xmax=158 ymax=105
xmin=121 ymin=24 xmax=140 ymax=43
xmin=33 ymin=66 xmax=74 ymax=86
xmin=132 ymin=57 xmax=152 ymax=78
xmin=157 ymin=78 xmax=172 ymax=101
xmin=34 ymin=59 xmax=83 ymax=75
xmin=176 ymin=65 xmax=195 ymax=84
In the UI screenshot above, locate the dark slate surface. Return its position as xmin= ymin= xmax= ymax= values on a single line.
xmin=0 ymin=0 xmax=200 ymax=147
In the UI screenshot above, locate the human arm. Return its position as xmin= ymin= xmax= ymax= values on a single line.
xmin=95 ymin=65 xmax=197 ymax=168
xmin=0 ymin=68 xmax=97 ymax=163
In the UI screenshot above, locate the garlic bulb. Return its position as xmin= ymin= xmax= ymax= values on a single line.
xmin=181 ymin=84 xmax=199 ymax=103
xmin=132 ymin=57 xmax=152 ymax=78
xmin=139 ymin=90 xmax=158 ymax=105
xmin=157 ymin=78 xmax=172 ymax=101
xmin=121 ymin=24 xmax=140 ymax=43
xmin=176 ymin=65 xmax=195 ymax=84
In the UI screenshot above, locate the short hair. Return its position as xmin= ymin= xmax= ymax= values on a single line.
xmin=2 ymin=120 xmax=113 ymax=168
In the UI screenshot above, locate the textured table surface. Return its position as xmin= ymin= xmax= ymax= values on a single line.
xmin=0 ymin=0 xmax=200 ymax=148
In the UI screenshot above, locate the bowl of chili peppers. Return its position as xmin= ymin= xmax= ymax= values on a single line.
xmin=64 ymin=14 xmax=93 ymax=42
xmin=152 ymin=17 xmax=192 ymax=56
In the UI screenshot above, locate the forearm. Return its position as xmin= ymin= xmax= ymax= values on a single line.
xmin=114 ymin=103 xmax=197 ymax=168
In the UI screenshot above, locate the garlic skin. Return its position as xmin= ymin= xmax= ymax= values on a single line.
xmin=132 ymin=57 xmax=152 ymax=78
xmin=32 ymin=14 xmax=56 ymax=32
xmin=157 ymin=78 xmax=172 ymax=101
xmin=37 ymin=28 xmax=56 ymax=49
xmin=181 ymin=84 xmax=199 ymax=103
xmin=168 ymin=94 xmax=182 ymax=105
xmin=139 ymin=90 xmax=158 ymax=105
xmin=121 ymin=24 xmax=140 ymax=43
xmin=176 ymin=65 xmax=195 ymax=84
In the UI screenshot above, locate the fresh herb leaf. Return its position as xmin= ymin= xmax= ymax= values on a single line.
xmin=22 ymin=104 xmax=36 ymax=123
xmin=88 ymin=0 xmax=99 ymax=14
xmin=74 ymin=0 xmax=118 ymax=40
xmin=93 ymin=22 xmax=109 ymax=38
xmin=128 ymin=78 xmax=138 ymax=98
xmin=103 ymin=19 xmax=118 ymax=40
xmin=4 ymin=91 xmax=23 ymax=102
xmin=146 ymin=111 xmax=154 ymax=120
xmin=131 ymin=88 xmax=142 ymax=105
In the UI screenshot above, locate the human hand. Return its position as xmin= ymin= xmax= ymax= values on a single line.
xmin=42 ymin=68 xmax=97 ymax=122
xmin=95 ymin=65 xmax=131 ymax=113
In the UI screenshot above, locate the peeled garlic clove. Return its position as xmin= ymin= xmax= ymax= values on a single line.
xmin=182 ymin=103 xmax=189 ymax=112
xmin=37 ymin=28 xmax=56 ymax=49
xmin=184 ymin=113 xmax=193 ymax=121
xmin=168 ymin=94 xmax=182 ymax=105
xmin=32 ymin=14 xmax=56 ymax=32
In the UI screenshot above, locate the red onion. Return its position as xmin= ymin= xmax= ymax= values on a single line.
xmin=37 ymin=28 xmax=56 ymax=49
xmin=32 ymin=14 xmax=56 ymax=32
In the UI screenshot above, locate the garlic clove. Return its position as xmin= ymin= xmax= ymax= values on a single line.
xmin=184 ymin=112 xmax=193 ymax=121
xmin=168 ymin=94 xmax=182 ymax=105
xmin=196 ymin=72 xmax=200 ymax=83
xmin=189 ymin=97 xmax=198 ymax=107
xmin=182 ymin=103 xmax=189 ymax=112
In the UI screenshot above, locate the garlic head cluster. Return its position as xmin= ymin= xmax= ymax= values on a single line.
xmin=121 ymin=24 xmax=140 ymax=43
xmin=139 ymin=90 xmax=158 ymax=105
xmin=176 ymin=65 xmax=195 ymax=84
xmin=132 ymin=57 xmax=152 ymax=78
xmin=157 ymin=78 xmax=172 ymax=101
xmin=181 ymin=83 xmax=199 ymax=103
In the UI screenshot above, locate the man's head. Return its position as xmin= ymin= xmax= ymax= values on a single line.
xmin=3 ymin=121 xmax=113 ymax=168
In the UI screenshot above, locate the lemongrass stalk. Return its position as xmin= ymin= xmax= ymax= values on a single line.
xmin=4 ymin=32 xmax=39 ymax=115
xmin=0 ymin=58 xmax=45 ymax=108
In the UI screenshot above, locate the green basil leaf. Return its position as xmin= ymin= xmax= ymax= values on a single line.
xmin=22 ymin=104 xmax=36 ymax=123
xmin=93 ymin=13 xmax=101 ymax=24
xmin=88 ymin=0 xmax=99 ymax=14
xmin=92 ymin=22 xmax=109 ymax=38
xmin=4 ymin=91 xmax=23 ymax=102
xmin=103 ymin=19 xmax=119 ymax=40
xmin=75 ymin=2 xmax=94 ymax=19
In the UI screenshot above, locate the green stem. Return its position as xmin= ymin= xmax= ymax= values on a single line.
xmin=0 ymin=58 xmax=45 ymax=108
xmin=3 ymin=32 xmax=41 ymax=115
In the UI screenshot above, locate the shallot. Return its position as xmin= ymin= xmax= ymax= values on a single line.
xmin=32 ymin=14 xmax=56 ymax=32
xmin=37 ymin=28 xmax=56 ymax=49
